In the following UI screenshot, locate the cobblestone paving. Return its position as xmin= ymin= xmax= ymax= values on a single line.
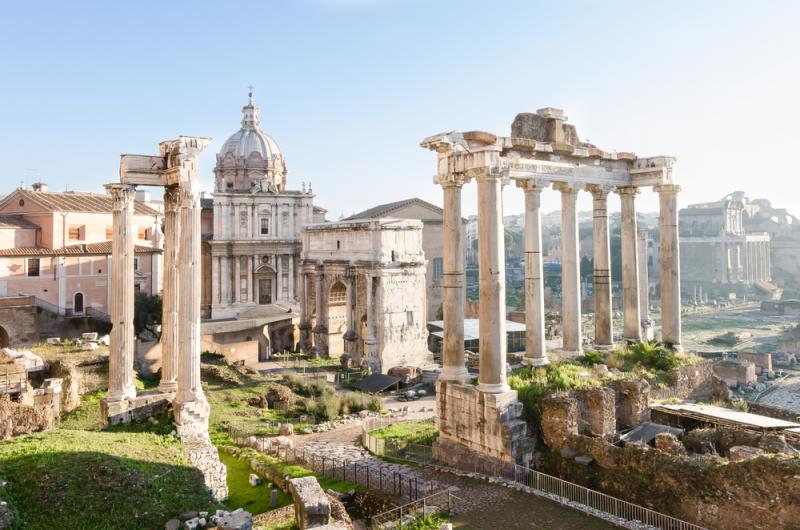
xmin=756 ymin=377 xmax=800 ymax=412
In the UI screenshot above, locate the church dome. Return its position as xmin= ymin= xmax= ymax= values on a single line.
xmin=215 ymin=91 xmax=288 ymax=192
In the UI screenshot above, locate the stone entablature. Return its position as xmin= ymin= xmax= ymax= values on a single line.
xmin=299 ymin=219 xmax=431 ymax=373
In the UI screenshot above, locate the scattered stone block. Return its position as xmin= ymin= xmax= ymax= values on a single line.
xmin=289 ymin=476 xmax=331 ymax=529
xmin=278 ymin=423 xmax=294 ymax=436
xmin=248 ymin=473 xmax=262 ymax=487
xmin=46 ymin=337 xmax=61 ymax=345
xmin=214 ymin=508 xmax=253 ymax=530
xmin=81 ymin=332 xmax=99 ymax=341
xmin=729 ymin=445 xmax=765 ymax=462
xmin=592 ymin=364 xmax=610 ymax=378
xmin=164 ymin=519 xmax=180 ymax=530
xmin=655 ymin=432 xmax=687 ymax=455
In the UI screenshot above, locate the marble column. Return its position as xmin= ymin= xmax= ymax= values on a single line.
xmin=476 ymin=170 xmax=508 ymax=393
xmin=618 ymin=187 xmax=642 ymax=342
xmin=174 ymin=180 xmax=207 ymax=408
xmin=656 ymin=184 xmax=683 ymax=351
xmin=638 ymin=229 xmax=650 ymax=322
xmin=518 ymin=180 xmax=548 ymax=365
xmin=211 ymin=256 xmax=219 ymax=306
xmin=220 ymin=256 xmax=229 ymax=304
xmin=364 ymin=273 xmax=378 ymax=368
xmin=277 ymin=255 xmax=284 ymax=302
xmin=234 ymin=255 xmax=241 ymax=303
xmin=554 ymin=183 xmax=582 ymax=354
xmin=764 ymin=241 xmax=771 ymax=281
xmin=288 ymin=254 xmax=295 ymax=302
xmin=312 ymin=266 xmax=328 ymax=357
xmin=158 ymin=185 xmax=180 ymax=394
xmin=106 ymin=183 xmax=137 ymax=402
xmin=344 ymin=267 xmax=358 ymax=358
xmin=299 ymin=270 xmax=312 ymax=352
xmin=438 ymin=176 xmax=468 ymax=382
xmin=247 ymin=255 xmax=254 ymax=303
xmin=588 ymin=185 xmax=613 ymax=349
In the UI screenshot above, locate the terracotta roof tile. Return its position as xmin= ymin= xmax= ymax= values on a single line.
xmin=0 ymin=242 xmax=160 ymax=257
xmin=1 ymin=189 xmax=161 ymax=217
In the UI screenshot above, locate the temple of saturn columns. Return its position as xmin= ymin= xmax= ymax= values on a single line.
xmin=421 ymin=107 xmax=682 ymax=467
xmin=100 ymin=136 xmax=213 ymax=439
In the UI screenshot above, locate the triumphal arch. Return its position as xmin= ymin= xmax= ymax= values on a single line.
xmin=422 ymin=107 xmax=682 ymax=468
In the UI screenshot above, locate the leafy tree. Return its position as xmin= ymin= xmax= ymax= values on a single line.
xmin=134 ymin=293 xmax=162 ymax=338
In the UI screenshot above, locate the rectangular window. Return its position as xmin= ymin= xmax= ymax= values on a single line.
xmin=137 ymin=227 xmax=147 ymax=240
xmin=68 ymin=225 xmax=83 ymax=240
xmin=260 ymin=217 xmax=270 ymax=235
xmin=27 ymin=258 xmax=40 ymax=277
xmin=133 ymin=256 xmax=140 ymax=271
xmin=105 ymin=226 xmax=113 ymax=240
xmin=432 ymin=257 xmax=444 ymax=280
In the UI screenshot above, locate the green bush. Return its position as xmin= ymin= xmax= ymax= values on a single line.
xmin=579 ymin=350 xmax=604 ymax=366
xmin=283 ymin=373 xmax=305 ymax=395
xmin=626 ymin=341 xmax=680 ymax=372
xmin=306 ymin=392 xmax=341 ymax=422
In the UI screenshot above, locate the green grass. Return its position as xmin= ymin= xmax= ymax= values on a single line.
xmin=369 ymin=421 xmax=438 ymax=446
xmin=0 ymin=429 xmax=218 ymax=530
xmin=219 ymin=451 xmax=291 ymax=515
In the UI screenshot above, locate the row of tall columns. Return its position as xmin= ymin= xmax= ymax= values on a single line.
xmin=588 ymin=185 xmax=613 ymax=349
xmin=211 ymin=253 xmax=298 ymax=305
xmin=106 ymin=184 xmax=137 ymax=402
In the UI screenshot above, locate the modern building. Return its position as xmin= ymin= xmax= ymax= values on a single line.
xmin=0 ymin=184 xmax=163 ymax=319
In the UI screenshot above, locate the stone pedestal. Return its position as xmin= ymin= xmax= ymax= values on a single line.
xmin=100 ymin=391 xmax=171 ymax=428
xmin=433 ymin=380 xmax=532 ymax=469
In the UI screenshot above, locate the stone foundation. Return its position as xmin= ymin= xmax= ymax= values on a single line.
xmin=184 ymin=435 xmax=229 ymax=501
xmin=433 ymin=380 xmax=532 ymax=469
xmin=99 ymin=391 xmax=170 ymax=428
xmin=289 ymin=476 xmax=331 ymax=529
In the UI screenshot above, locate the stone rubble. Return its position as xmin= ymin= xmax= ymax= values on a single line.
xmin=167 ymin=509 xmax=252 ymax=530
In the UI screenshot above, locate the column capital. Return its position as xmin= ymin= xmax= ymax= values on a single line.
xmin=515 ymin=178 xmax=546 ymax=192
xmin=435 ymin=173 xmax=468 ymax=188
xmin=163 ymin=184 xmax=181 ymax=213
xmin=105 ymin=183 xmax=136 ymax=210
xmin=468 ymin=167 xmax=508 ymax=185
xmin=654 ymin=183 xmax=681 ymax=196
xmin=586 ymin=184 xmax=615 ymax=199
xmin=553 ymin=181 xmax=583 ymax=195
xmin=615 ymin=186 xmax=640 ymax=197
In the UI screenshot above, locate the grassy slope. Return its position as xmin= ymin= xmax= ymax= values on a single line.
xmin=0 ymin=429 xmax=218 ymax=530
xmin=369 ymin=421 xmax=438 ymax=445
xmin=219 ymin=451 xmax=292 ymax=515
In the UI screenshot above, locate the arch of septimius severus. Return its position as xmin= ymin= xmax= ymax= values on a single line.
xmin=422 ymin=107 xmax=682 ymax=467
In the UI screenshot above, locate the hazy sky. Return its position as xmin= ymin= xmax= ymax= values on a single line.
xmin=1 ymin=0 xmax=799 ymax=219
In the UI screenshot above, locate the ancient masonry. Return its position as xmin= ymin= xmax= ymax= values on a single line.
xmin=421 ymin=108 xmax=682 ymax=467
xmin=100 ymin=136 xmax=227 ymax=500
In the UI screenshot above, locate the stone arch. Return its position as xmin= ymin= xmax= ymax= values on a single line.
xmin=73 ymin=292 xmax=85 ymax=314
xmin=255 ymin=264 xmax=276 ymax=305
xmin=0 ymin=326 xmax=8 ymax=348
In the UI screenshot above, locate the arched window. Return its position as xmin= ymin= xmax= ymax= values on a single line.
xmin=73 ymin=292 xmax=85 ymax=314
xmin=329 ymin=282 xmax=346 ymax=305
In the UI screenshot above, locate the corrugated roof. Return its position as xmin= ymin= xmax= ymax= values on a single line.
xmin=0 ymin=189 xmax=161 ymax=217
xmin=654 ymin=403 xmax=800 ymax=430
xmin=0 ymin=242 xmax=160 ymax=257
xmin=344 ymin=197 xmax=443 ymax=221
xmin=0 ymin=215 xmax=39 ymax=229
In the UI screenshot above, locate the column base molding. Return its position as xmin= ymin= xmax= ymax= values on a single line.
xmin=560 ymin=349 xmax=584 ymax=357
xmin=439 ymin=365 xmax=469 ymax=383
xmin=477 ymin=382 xmax=510 ymax=394
xmin=522 ymin=356 xmax=550 ymax=367
xmin=592 ymin=343 xmax=615 ymax=352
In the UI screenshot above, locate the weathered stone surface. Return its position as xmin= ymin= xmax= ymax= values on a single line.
xmin=729 ymin=445 xmax=765 ymax=462
xmin=713 ymin=360 xmax=756 ymax=388
xmin=214 ymin=508 xmax=253 ymax=530
xmin=541 ymin=395 xmax=578 ymax=450
xmin=278 ymin=423 xmax=294 ymax=436
xmin=433 ymin=380 xmax=532 ymax=468
xmin=654 ymin=432 xmax=686 ymax=456
xmin=612 ymin=378 xmax=650 ymax=429
xmin=575 ymin=387 xmax=616 ymax=439
xmin=289 ymin=476 xmax=331 ymax=529
xmin=248 ymin=473 xmax=261 ymax=487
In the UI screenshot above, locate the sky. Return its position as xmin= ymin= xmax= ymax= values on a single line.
xmin=1 ymin=0 xmax=799 ymax=219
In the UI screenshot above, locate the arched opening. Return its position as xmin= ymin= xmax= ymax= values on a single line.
xmin=328 ymin=281 xmax=347 ymax=356
xmin=255 ymin=265 xmax=277 ymax=305
xmin=0 ymin=326 xmax=9 ymax=349
xmin=73 ymin=292 xmax=85 ymax=314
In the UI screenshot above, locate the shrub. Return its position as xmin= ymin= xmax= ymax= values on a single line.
xmin=579 ymin=350 xmax=604 ymax=366
xmin=283 ymin=373 xmax=305 ymax=395
xmin=306 ymin=392 xmax=341 ymax=422
xmin=627 ymin=341 xmax=680 ymax=372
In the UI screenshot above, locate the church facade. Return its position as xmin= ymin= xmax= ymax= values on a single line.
xmin=201 ymin=93 xmax=325 ymax=361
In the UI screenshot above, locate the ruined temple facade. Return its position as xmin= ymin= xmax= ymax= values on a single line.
xmin=680 ymin=192 xmax=772 ymax=298
xmin=299 ymin=219 xmax=431 ymax=373
xmin=422 ymin=107 xmax=682 ymax=469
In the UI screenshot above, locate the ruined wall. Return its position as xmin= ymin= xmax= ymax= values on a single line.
xmin=651 ymin=361 xmax=714 ymax=399
xmin=575 ymin=387 xmax=616 ymax=440
xmin=540 ymin=395 xmax=578 ymax=450
xmin=611 ymin=378 xmax=651 ymax=430
xmin=0 ymin=304 xmax=38 ymax=346
xmin=49 ymin=356 xmax=108 ymax=412
xmin=546 ymin=433 xmax=800 ymax=530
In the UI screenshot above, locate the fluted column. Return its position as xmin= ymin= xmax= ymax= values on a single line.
xmin=554 ymin=183 xmax=582 ymax=354
xmin=656 ymin=184 xmax=683 ymax=351
xmin=247 ymin=255 xmax=254 ymax=303
xmin=106 ymin=183 xmax=137 ymax=402
xmin=312 ymin=266 xmax=328 ymax=357
xmin=220 ymin=256 xmax=230 ymax=304
xmin=518 ymin=180 xmax=548 ymax=365
xmin=174 ymin=180 xmax=207 ymax=408
xmin=364 ymin=273 xmax=378 ymax=367
xmin=476 ymin=169 xmax=508 ymax=393
xmin=618 ymin=187 xmax=642 ymax=342
xmin=158 ymin=184 xmax=180 ymax=394
xmin=438 ymin=176 xmax=468 ymax=382
xmin=588 ymin=185 xmax=613 ymax=349
xmin=299 ymin=269 xmax=312 ymax=353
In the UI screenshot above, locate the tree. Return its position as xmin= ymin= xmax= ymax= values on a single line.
xmin=134 ymin=293 xmax=162 ymax=338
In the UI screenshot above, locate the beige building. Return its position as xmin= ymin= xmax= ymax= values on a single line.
xmin=299 ymin=219 xmax=431 ymax=373
xmin=0 ymin=184 xmax=163 ymax=322
xmin=345 ymin=197 xmax=465 ymax=320
xmin=201 ymin=92 xmax=326 ymax=362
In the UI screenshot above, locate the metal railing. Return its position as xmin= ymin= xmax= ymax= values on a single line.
xmin=362 ymin=419 xmax=707 ymax=530
xmin=371 ymin=490 xmax=463 ymax=529
xmin=227 ymin=425 xmax=441 ymax=502
xmin=0 ymin=366 xmax=28 ymax=395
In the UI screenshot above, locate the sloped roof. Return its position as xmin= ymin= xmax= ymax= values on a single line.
xmin=0 ymin=215 xmax=39 ymax=229
xmin=0 ymin=189 xmax=161 ymax=217
xmin=0 ymin=242 xmax=160 ymax=257
xmin=344 ymin=197 xmax=443 ymax=221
